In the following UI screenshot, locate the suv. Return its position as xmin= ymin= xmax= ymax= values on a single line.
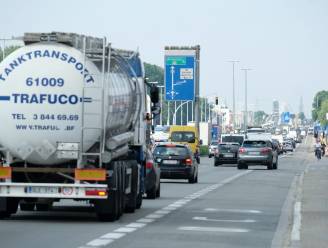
xmin=214 ymin=143 xmax=240 ymax=166
xmin=238 ymin=140 xmax=278 ymax=170
xmin=153 ymin=143 xmax=198 ymax=183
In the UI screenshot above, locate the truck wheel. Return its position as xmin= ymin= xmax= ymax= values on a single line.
xmin=0 ymin=198 xmax=18 ymax=218
xmin=156 ymin=182 xmax=161 ymax=198
xmin=20 ymin=202 xmax=35 ymax=211
xmin=214 ymin=161 xmax=220 ymax=167
xmin=237 ymin=163 xmax=243 ymax=170
xmin=95 ymin=162 xmax=121 ymax=221
xmin=125 ymin=160 xmax=138 ymax=213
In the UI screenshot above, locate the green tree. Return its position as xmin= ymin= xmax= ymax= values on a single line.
xmin=0 ymin=46 xmax=21 ymax=62
xmin=254 ymin=111 xmax=268 ymax=126
xmin=312 ymin=90 xmax=328 ymax=121
xmin=144 ymin=62 xmax=164 ymax=84
xmin=317 ymin=99 xmax=328 ymax=126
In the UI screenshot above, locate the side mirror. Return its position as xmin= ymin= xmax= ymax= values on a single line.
xmin=150 ymin=85 xmax=159 ymax=104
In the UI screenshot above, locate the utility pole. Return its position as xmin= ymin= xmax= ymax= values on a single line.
xmin=227 ymin=60 xmax=239 ymax=130
xmin=241 ymin=68 xmax=252 ymax=132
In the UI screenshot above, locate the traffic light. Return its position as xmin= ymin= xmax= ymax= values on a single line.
xmin=215 ymin=97 xmax=219 ymax=105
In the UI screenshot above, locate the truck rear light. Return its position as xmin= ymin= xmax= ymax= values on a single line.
xmin=185 ymin=158 xmax=192 ymax=166
xmin=75 ymin=169 xmax=106 ymax=181
xmin=238 ymin=147 xmax=246 ymax=154
xmin=85 ymin=189 xmax=107 ymax=196
xmin=0 ymin=167 xmax=12 ymax=179
xmin=146 ymin=160 xmax=154 ymax=169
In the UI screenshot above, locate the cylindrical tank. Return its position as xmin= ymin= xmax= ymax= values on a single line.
xmin=0 ymin=42 xmax=138 ymax=165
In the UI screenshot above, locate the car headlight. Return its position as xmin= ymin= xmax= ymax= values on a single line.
xmin=156 ymin=158 xmax=162 ymax=163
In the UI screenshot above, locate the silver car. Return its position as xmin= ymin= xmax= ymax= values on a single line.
xmin=238 ymin=140 xmax=278 ymax=170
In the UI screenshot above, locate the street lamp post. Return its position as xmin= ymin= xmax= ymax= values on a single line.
xmin=241 ymin=68 xmax=252 ymax=132
xmin=227 ymin=60 xmax=239 ymax=130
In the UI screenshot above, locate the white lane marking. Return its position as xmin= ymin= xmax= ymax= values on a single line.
xmin=204 ymin=208 xmax=262 ymax=214
xmin=136 ymin=218 xmax=155 ymax=223
xmin=86 ymin=239 xmax=114 ymax=246
xmin=100 ymin=232 xmax=126 ymax=239
xmin=162 ymin=206 xmax=177 ymax=211
xmin=145 ymin=214 xmax=163 ymax=219
xmin=126 ymin=223 xmax=147 ymax=228
xmin=155 ymin=210 xmax=171 ymax=215
xmin=291 ymin=201 xmax=302 ymax=241
xmin=193 ymin=216 xmax=256 ymax=223
xmin=114 ymin=227 xmax=136 ymax=233
xmin=178 ymin=226 xmax=249 ymax=233
xmin=80 ymin=170 xmax=252 ymax=247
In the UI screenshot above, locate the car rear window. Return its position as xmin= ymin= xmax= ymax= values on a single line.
xmin=153 ymin=146 xmax=189 ymax=156
xmin=219 ymin=144 xmax=238 ymax=151
xmin=243 ymin=140 xmax=267 ymax=148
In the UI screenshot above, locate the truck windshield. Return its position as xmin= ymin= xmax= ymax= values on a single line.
xmin=171 ymin=132 xmax=195 ymax=143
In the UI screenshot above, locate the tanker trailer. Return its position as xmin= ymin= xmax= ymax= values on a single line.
xmin=0 ymin=32 xmax=159 ymax=221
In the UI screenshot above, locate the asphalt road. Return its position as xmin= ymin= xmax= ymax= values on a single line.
xmin=0 ymin=142 xmax=312 ymax=248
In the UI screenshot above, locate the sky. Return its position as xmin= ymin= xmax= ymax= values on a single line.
xmin=1 ymin=0 xmax=328 ymax=117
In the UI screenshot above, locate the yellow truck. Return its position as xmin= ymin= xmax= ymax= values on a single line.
xmin=169 ymin=125 xmax=200 ymax=163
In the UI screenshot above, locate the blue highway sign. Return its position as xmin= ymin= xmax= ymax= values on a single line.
xmin=164 ymin=56 xmax=195 ymax=101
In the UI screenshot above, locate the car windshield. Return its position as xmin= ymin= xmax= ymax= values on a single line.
xmin=243 ymin=140 xmax=267 ymax=148
xmin=210 ymin=141 xmax=218 ymax=146
xmin=153 ymin=146 xmax=189 ymax=156
xmin=171 ymin=132 xmax=195 ymax=143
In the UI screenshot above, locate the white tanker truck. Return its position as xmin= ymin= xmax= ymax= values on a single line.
xmin=0 ymin=32 xmax=160 ymax=221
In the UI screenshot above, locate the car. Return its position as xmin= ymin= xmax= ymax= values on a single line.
xmin=283 ymin=141 xmax=294 ymax=152
xmin=208 ymin=140 xmax=219 ymax=158
xmin=145 ymin=149 xmax=161 ymax=199
xmin=238 ymin=139 xmax=278 ymax=170
xmin=214 ymin=142 xmax=240 ymax=166
xmin=307 ymin=127 xmax=314 ymax=135
xmin=153 ymin=143 xmax=198 ymax=183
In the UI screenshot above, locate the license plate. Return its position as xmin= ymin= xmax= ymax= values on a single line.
xmin=163 ymin=160 xmax=179 ymax=165
xmin=249 ymin=152 xmax=259 ymax=155
xmin=224 ymin=154 xmax=234 ymax=158
xmin=26 ymin=186 xmax=59 ymax=194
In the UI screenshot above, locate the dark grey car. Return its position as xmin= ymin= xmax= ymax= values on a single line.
xmin=214 ymin=143 xmax=240 ymax=166
xmin=153 ymin=143 xmax=198 ymax=184
xmin=238 ymin=140 xmax=278 ymax=170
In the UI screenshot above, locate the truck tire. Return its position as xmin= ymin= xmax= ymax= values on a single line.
xmin=125 ymin=161 xmax=138 ymax=213
xmin=237 ymin=163 xmax=243 ymax=170
xmin=95 ymin=162 xmax=121 ymax=221
xmin=0 ymin=197 xmax=18 ymax=218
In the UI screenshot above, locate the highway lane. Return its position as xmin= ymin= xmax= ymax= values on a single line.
xmin=0 ymin=142 xmax=311 ymax=248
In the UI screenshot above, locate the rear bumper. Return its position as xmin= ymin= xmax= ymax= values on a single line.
xmin=0 ymin=182 xmax=108 ymax=199
xmin=238 ymin=155 xmax=271 ymax=165
xmin=160 ymin=167 xmax=193 ymax=179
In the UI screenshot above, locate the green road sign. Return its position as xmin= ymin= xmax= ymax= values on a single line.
xmin=166 ymin=56 xmax=186 ymax=65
